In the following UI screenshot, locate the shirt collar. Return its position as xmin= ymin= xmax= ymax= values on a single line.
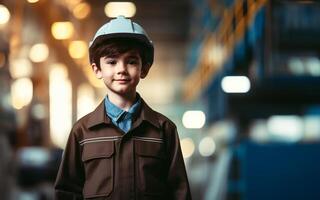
xmin=105 ymin=96 xmax=125 ymax=122
xmin=104 ymin=95 xmax=142 ymax=122
xmin=86 ymin=96 xmax=160 ymax=129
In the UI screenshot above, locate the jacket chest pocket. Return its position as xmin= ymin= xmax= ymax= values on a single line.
xmin=135 ymin=138 xmax=167 ymax=195
xmin=82 ymin=141 xmax=114 ymax=199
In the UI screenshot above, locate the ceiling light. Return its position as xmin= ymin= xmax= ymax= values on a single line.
xmin=267 ymin=115 xmax=303 ymax=142
xmin=182 ymin=110 xmax=206 ymax=129
xmin=104 ymin=2 xmax=136 ymax=18
xmin=221 ymin=76 xmax=251 ymax=93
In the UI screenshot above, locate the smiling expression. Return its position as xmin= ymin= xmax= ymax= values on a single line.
xmin=92 ymin=50 xmax=148 ymax=98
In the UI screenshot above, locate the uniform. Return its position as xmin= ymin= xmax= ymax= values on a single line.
xmin=54 ymin=98 xmax=192 ymax=200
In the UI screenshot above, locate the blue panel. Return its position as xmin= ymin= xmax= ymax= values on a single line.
xmin=242 ymin=142 xmax=320 ymax=200
xmin=305 ymin=106 xmax=320 ymax=115
xmin=234 ymin=37 xmax=247 ymax=66
xmin=248 ymin=7 xmax=265 ymax=48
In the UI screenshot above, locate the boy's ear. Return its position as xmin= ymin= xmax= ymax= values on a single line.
xmin=140 ymin=64 xmax=151 ymax=79
xmin=91 ymin=63 xmax=102 ymax=79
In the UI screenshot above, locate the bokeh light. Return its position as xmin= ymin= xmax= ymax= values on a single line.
xmin=29 ymin=43 xmax=49 ymax=63
xmin=0 ymin=4 xmax=10 ymax=25
xmin=104 ymin=2 xmax=136 ymax=18
xmin=51 ymin=22 xmax=74 ymax=40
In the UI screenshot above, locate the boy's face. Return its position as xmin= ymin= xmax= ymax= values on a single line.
xmin=92 ymin=50 xmax=148 ymax=97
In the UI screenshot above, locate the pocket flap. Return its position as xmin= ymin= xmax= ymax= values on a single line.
xmin=135 ymin=139 xmax=165 ymax=158
xmin=82 ymin=141 xmax=114 ymax=162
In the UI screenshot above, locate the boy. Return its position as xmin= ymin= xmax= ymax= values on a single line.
xmin=54 ymin=16 xmax=192 ymax=200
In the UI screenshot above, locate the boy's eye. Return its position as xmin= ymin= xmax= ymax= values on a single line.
xmin=128 ymin=59 xmax=138 ymax=65
xmin=106 ymin=60 xmax=117 ymax=65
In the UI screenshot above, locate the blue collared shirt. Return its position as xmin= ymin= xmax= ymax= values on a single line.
xmin=105 ymin=95 xmax=141 ymax=133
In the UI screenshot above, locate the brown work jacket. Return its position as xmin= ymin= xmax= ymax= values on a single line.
xmin=54 ymin=98 xmax=192 ymax=200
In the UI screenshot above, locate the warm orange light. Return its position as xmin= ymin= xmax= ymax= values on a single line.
xmin=10 ymin=58 xmax=33 ymax=78
xmin=181 ymin=138 xmax=195 ymax=158
xmin=49 ymin=63 xmax=72 ymax=148
xmin=0 ymin=52 xmax=6 ymax=68
xmin=51 ymin=22 xmax=74 ymax=40
xmin=73 ymin=2 xmax=91 ymax=19
xmin=11 ymin=78 xmax=33 ymax=109
xmin=77 ymin=83 xmax=96 ymax=120
xmin=68 ymin=40 xmax=87 ymax=59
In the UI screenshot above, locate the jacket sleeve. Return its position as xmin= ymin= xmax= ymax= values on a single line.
xmin=54 ymin=129 xmax=85 ymax=200
xmin=165 ymin=123 xmax=192 ymax=200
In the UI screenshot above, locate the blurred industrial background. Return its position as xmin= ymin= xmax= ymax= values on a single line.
xmin=1 ymin=0 xmax=320 ymax=199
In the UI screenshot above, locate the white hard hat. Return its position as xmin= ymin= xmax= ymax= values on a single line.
xmin=89 ymin=16 xmax=154 ymax=66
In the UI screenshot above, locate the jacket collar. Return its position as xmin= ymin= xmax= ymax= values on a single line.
xmin=86 ymin=100 xmax=112 ymax=129
xmin=86 ymin=98 xmax=160 ymax=129
xmin=139 ymin=98 xmax=161 ymax=128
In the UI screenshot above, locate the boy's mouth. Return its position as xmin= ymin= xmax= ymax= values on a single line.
xmin=114 ymin=79 xmax=130 ymax=83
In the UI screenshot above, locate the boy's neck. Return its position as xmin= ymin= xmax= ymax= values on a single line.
xmin=107 ymin=92 xmax=137 ymax=111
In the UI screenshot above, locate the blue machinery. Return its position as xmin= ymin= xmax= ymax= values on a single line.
xmin=184 ymin=0 xmax=320 ymax=199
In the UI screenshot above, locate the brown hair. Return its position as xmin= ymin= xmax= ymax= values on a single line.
xmin=89 ymin=38 xmax=149 ymax=69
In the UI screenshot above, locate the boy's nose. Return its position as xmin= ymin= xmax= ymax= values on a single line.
xmin=116 ymin=62 xmax=127 ymax=73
